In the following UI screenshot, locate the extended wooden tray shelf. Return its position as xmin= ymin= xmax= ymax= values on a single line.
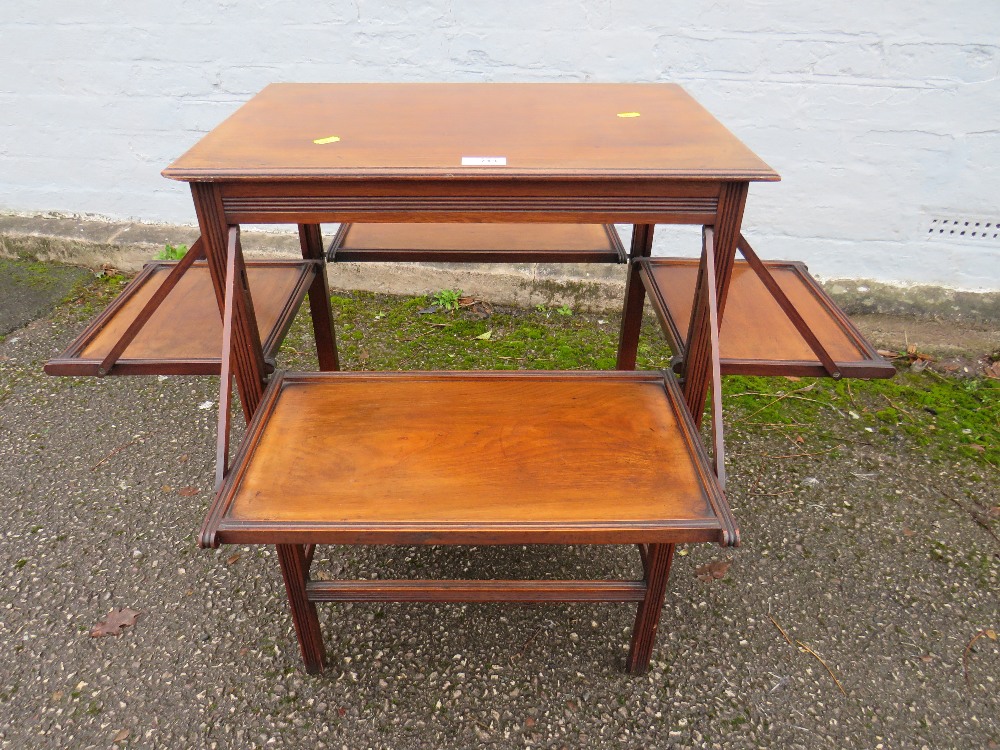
xmin=328 ymin=223 xmax=626 ymax=263
xmin=45 ymin=259 xmax=317 ymax=377
xmin=639 ymin=256 xmax=895 ymax=379
xmin=201 ymin=370 xmax=737 ymax=548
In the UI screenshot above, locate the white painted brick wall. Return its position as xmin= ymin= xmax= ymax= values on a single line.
xmin=1 ymin=1 xmax=998 ymax=289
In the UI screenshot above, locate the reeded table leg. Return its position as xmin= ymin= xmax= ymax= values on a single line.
xmin=626 ymin=543 xmax=675 ymax=674
xmin=277 ymin=544 xmax=326 ymax=674
xmin=682 ymin=183 xmax=747 ymax=423
xmin=190 ymin=183 xmax=267 ymax=418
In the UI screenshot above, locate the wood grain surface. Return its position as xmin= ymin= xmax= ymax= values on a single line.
xmin=648 ymin=260 xmax=874 ymax=362
xmin=64 ymin=262 xmax=309 ymax=366
xmin=164 ymin=83 xmax=778 ymax=181
xmin=204 ymin=371 xmax=734 ymax=546
xmin=337 ymin=222 xmax=617 ymax=252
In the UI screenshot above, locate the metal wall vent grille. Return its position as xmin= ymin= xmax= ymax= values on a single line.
xmin=926 ymin=216 xmax=1000 ymax=246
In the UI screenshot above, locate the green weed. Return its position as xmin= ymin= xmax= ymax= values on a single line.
xmin=431 ymin=289 xmax=463 ymax=311
xmin=156 ymin=243 xmax=188 ymax=261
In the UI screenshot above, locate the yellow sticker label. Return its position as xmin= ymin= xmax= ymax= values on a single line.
xmin=617 ymin=112 xmax=641 ymax=118
xmin=313 ymin=135 xmax=341 ymax=145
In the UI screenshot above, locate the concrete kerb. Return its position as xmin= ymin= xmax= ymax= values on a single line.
xmin=3 ymin=212 xmax=999 ymax=322
xmin=0 ymin=212 xmax=627 ymax=312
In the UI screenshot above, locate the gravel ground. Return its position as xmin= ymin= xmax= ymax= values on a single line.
xmin=0 ymin=279 xmax=997 ymax=749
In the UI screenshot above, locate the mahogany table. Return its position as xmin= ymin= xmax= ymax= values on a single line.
xmin=163 ymin=83 xmax=778 ymax=413
xmin=162 ymin=83 xmax=780 ymax=674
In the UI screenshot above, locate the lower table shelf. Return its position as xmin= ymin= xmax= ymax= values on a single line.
xmin=45 ymin=260 xmax=317 ymax=376
xmin=639 ymin=258 xmax=895 ymax=379
xmin=328 ymin=223 xmax=626 ymax=263
xmin=201 ymin=369 xmax=736 ymax=548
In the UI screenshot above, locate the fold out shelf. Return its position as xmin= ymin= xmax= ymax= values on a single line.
xmin=638 ymin=258 xmax=895 ymax=379
xmin=201 ymin=370 xmax=737 ymax=548
xmin=45 ymin=260 xmax=317 ymax=376
xmin=328 ymin=223 xmax=626 ymax=263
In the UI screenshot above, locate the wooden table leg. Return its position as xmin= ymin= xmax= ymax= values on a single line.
xmin=616 ymin=224 xmax=655 ymax=369
xmin=298 ymin=224 xmax=340 ymax=371
xmin=626 ymin=543 xmax=675 ymax=674
xmin=276 ymin=544 xmax=326 ymax=674
xmin=681 ymin=183 xmax=748 ymax=424
xmin=191 ymin=183 xmax=267 ymax=418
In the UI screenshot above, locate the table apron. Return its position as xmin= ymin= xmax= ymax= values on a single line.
xmin=216 ymin=179 xmax=723 ymax=225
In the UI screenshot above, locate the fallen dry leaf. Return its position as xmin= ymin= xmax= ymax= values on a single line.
xmin=919 ymin=654 xmax=934 ymax=663
xmin=902 ymin=527 xmax=916 ymax=537
xmin=178 ymin=486 xmax=199 ymax=497
xmin=112 ymin=728 xmax=130 ymax=742
xmin=695 ymin=559 xmax=732 ymax=582
xmin=225 ymin=553 xmax=241 ymax=565
xmin=795 ymin=435 xmax=805 ymax=444
xmin=985 ymin=361 xmax=1000 ymax=379
xmin=784 ymin=375 xmax=801 ymax=382
xmin=161 ymin=485 xmax=173 ymax=493
xmin=970 ymin=444 xmax=986 ymax=453
xmin=90 ymin=608 xmax=140 ymax=637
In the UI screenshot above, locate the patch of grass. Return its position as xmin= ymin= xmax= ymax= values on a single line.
xmin=292 ymin=292 xmax=633 ymax=372
xmin=721 ymin=370 xmax=1000 ymax=467
xmin=279 ymin=289 xmax=998 ymax=471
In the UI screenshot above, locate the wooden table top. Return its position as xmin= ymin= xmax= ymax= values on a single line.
xmin=163 ymin=83 xmax=778 ymax=182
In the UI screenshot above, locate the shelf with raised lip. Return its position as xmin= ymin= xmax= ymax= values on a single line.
xmin=638 ymin=255 xmax=895 ymax=380
xmin=45 ymin=259 xmax=317 ymax=377
xmin=328 ymin=223 xmax=626 ymax=264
